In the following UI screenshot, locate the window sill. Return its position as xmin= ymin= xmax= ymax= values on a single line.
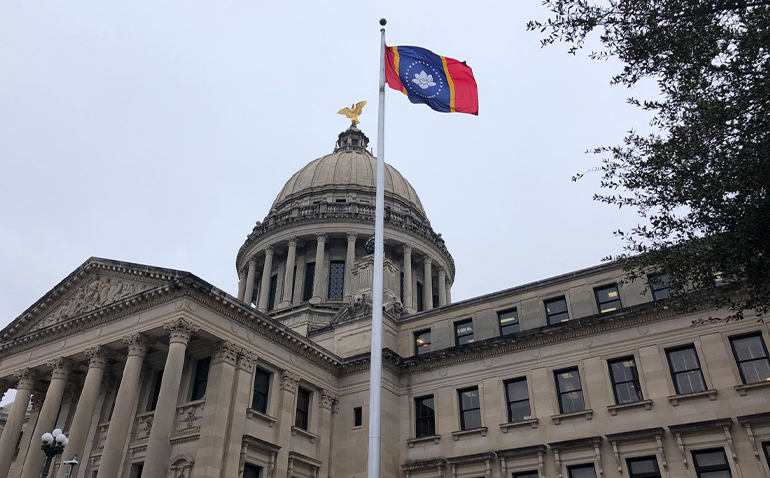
xmin=551 ymin=409 xmax=593 ymax=425
xmin=451 ymin=426 xmax=488 ymax=441
xmin=735 ymin=381 xmax=770 ymax=396
xmin=667 ymin=389 xmax=717 ymax=406
xmin=607 ymin=399 xmax=653 ymax=416
xmin=499 ymin=418 xmax=539 ymax=432
xmin=406 ymin=434 xmax=441 ymax=448
xmin=291 ymin=426 xmax=317 ymax=443
xmin=246 ymin=408 xmax=278 ymax=428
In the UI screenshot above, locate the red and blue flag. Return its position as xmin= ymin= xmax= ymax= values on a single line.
xmin=385 ymin=45 xmax=478 ymax=115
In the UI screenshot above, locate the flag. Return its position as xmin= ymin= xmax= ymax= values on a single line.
xmin=385 ymin=45 xmax=478 ymax=115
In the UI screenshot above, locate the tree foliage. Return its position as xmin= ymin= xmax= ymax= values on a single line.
xmin=528 ymin=0 xmax=770 ymax=320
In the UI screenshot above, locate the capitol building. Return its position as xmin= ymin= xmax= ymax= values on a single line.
xmin=1 ymin=125 xmax=769 ymax=478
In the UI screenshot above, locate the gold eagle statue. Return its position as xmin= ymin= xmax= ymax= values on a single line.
xmin=337 ymin=100 xmax=367 ymax=125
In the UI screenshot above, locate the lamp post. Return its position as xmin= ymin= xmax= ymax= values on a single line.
xmin=39 ymin=429 xmax=68 ymax=478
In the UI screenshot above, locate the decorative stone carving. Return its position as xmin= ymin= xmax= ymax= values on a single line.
xmin=164 ymin=318 xmax=199 ymax=345
xmin=124 ymin=333 xmax=152 ymax=357
xmin=85 ymin=345 xmax=115 ymax=369
xmin=212 ymin=341 xmax=240 ymax=366
xmin=31 ymin=277 xmax=151 ymax=331
xmin=47 ymin=357 xmax=75 ymax=380
xmin=281 ymin=370 xmax=300 ymax=392
xmin=316 ymin=233 xmax=328 ymax=244
xmin=237 ymin=349 xmax=257 ymax=372
xmin=14 ymin=368 xmax=38 ymax=391
xmin=320 ymin=389 xmax=339 ymax=410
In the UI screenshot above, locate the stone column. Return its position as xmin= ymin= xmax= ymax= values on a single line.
xmin=56 ymin=347 xmax=112 ymax=478
xmin=423 ymin=256 xmax=433 ymax=311
xmin=447 ymin=283 xmax=452 ymax=305
xmin=279 ymin=238 xmax=298 ymax=309
xmin=222 ymin=350 xmax=256 ymax=478
xmin=344 ymin=233 xmax=357 ymax=302
xmin=9 ymin=393 xmax=43 ymax=478
xmin=402 ymin=245 xmax=414 ymax=314
xmin=310 ymin=233 xmax=328 ymax=304
xmin=438 ymin=267 xmax=447 ymax=307
xmin=243 ymin=259 xmax=257 ymax=305
xmin=274 ymin=371 xmax=299 ymax=478
xmin=317 ymin=390 xmax=338 ymax=478
xmin=0 ymin=369 xmax=38 ymax=477
xmin=237 ymin=270 xmax=247 ymax=301
xmin=192 ymin=341 xmax=239 ymax=478
xmin=143 ymin=318 xmax=199 ymax=478
xmin=20 ymin=358 xmax=74 ymax=478
xmin=96 ymin=334 xmax=151 ymax=478
xmin=257 ymin=247 xmax=275 ymax=312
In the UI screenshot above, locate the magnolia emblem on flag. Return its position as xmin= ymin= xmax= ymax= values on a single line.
xmin=405 ymin=61 xmax=445 ymax=99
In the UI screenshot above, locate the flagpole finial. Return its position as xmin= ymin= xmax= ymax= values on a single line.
xmin=380 ymin=18 xmax=387 ymax=26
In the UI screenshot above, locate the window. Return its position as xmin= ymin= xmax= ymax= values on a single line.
xmin=252 ymin=368 xmax=271 ymax=413
xmin=764 ymin=442 xmax=770 ymax=469
xmin=545 ymin=296 xmax=569 ymax=324
xmin=400 ymin=272 xmax=405 ymax=304
xmin=504 ymin=378 xmax=531 ymax=422
xmin=290 ymin=265 xmax=297 ymax=301
xmin=243 ymin=464 xmax=261 ymax=478
xmin=498 ymin=309 xmax=519 ymax=336
xmin=132 ymin=463 xmax=144 ymax=478
xmin=567 ymin=464 xmax=597 ymax=478
xmin=303 ymin=263 xmax=315 ymax=301
xmin=513 ymin=473 xmax=539 ymax=478
xmin=648 ymin=273 xmax=671 ymax=301
xmin=353 ymin=407 xmax=362 ymax=427
xmin=191 ymin=357 xmax=211 ymax=401
xmin=555 ymin=368 xmax=585 ymax=414
xmin=414 ymin=329 xmax=431 ymax=355
xmin=730 ymin=333 xmax=770 ymax=384
xmin=627 ymin=457 xmax=661 ymax=478
xmin=328 ymin=260 xmax=345 ymax=300
xmin=267 ymin=275 xmax=278 ymax=311
xmin=458 ymin=387 xmax=482 ymax=430
xmin=666 ymin=345 xmax=707 ymax=394
xmin=692 ymin=449 xmax=732 ymax=478
xmin=414 ymin=395 xmax=435 ymax=438
xmin=608 ymin=356 xmax=643 ymax=404
xmin=416 ymin=282 xmax=424 ymax=311
xmin=595 ymin=284 xmax=621 ymax=313
xmin=295 ymin=387 xmax=311 ymax=430
xmin=147 ymin=369 xmax=163 ymax=411
xmin=454 ymin=319 xmax=474 ymax=346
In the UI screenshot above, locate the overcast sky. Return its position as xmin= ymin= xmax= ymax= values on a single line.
xmin=0 ymin=0 xmax=660 ymax=358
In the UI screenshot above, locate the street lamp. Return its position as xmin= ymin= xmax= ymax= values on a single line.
xmin=39 ymin=428 xmax=68 ymax=478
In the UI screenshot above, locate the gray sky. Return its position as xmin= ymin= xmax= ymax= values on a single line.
xmin=0 ymin=2 xmax=659 ymax=347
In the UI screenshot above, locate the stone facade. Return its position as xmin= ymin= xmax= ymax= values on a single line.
xmin=1 ymin=126 xmax=769 ymax=478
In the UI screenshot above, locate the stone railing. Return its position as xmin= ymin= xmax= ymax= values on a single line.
xmin=96 ymin=422 xmax=110 ymax=449
xmin=135 ymin=411 xmax=154 ymax=441
xmin=175 ymin=399 xmax=205 ymax=434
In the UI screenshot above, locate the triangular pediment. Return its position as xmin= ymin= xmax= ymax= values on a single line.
xmin=2 ymin=257 xmax=190 ymax=340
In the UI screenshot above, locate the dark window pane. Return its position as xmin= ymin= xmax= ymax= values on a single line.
xmin=328 ymin=261 xmax=345 ymax=300
xmin=148 ymin=369 xmax=163 ymax=411
xmin=415 ymin=395 xmax=435 ymax=438
xmin=505 ymin=378 xmax=532 ymax=422
xmin=595 ymin=284 xmax=622 ymax=313
xmin=191 ymin=357 xmax=211 ymax=401
xmin=555 ymin=368 xmax=585 ymax=413
xmin=400 ymin=272 xmax=405 ymax=304
xmin=513 ymin=473 xmax=539 ymax=478
xmin=252 ymin=368 xmax=271 ymax=413
xmin=458 ymin=387 xmax=481 ymax=430
xmin=303 ymin=263 xmax=315 ymax=301
xmin=609 ymin=357 xmax=643 ymax=404
xmin=414 ymin=329 xmax=431 ymax=355
xmin=498 ymin=309 xmax=519 ymax=336
xmin=545 ymin=297 xmax=570 ymax=324
xmin=455 ymin=320 xmax=474 ymax=346
xmin=354 ymin=407 xmax=362 ymax=427
xmin=649 ymin=273 xmax=671 ymax=301
xmin=627 ymin=456 xmax=661 ymax=478
xmin=667 ymin=346 xmax=706 ymax=394
xmin=730 ymin=334 xmax=770 ymax=384
xmin=243 ymin=464 xmax=261 ymax=478
xmin=568 ymin=464 xmax=597 ymax=478
xmin=692 ymin=449 xmax=731 ymax=478
xmin=416 ymin=282 xmax=424 ymax=312
xmin=295 ymin=388 xmax=311 ymax=430
xmin=267 ymin=274 xmax=278 ymax=311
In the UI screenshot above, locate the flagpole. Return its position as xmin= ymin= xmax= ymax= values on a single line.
xmin=367 ymin=17 xmax=387 ymax=478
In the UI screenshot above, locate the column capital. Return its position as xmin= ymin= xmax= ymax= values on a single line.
xmin=347 ymin=232 xmax=358 ymax=243
xmin=423 ymin=254 xmax=434 ymax=265
xmin=237 ymin=349 xmax=257 ymax=372
xmin=281 ymin=370 xmax=300 ymax=392
xmin=85 ymin=345 xmax=115 ymax=370
xmin=47 ymin=357 xmax=75 ymax=380
xmin=438 ymin=267 xmax=446 ymax=276
xmin=212 ymin=341 xmax=240 ymax=366
xmin=13 ymin=368 xmax=39 ymax=391
xmin=319 ymin=389 xmax=339 ymax=410
xmin=316 ymin=232 xmax=328 ymax=244
xmin=248 ymin=257 xmax=257 ymax=267
xmin=238 ymin=270 xmax=246 ymax=280
xmin=288 ymin=237 xmax=299 ymax=248
xmin=402 ymin=243 xmax=413 ymax=254
xmin=264 ymin=245 xmax=275 ymax=257
xmin=123 ymin=332 xmax=153 ymax=357
xmin=164 ymin=318 xmax=199 ymax=345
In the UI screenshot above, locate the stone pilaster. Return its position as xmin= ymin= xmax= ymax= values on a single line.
xmin=237 ymin=270 xmax=247 ymax=301
xmin=402 ymin=245 xmax=414 ymax=314
xmin=274 ymin=370 xmax=300 ymax=478
xmin=56 ymin=346 xmax=113 ymax=478
xmin=222 ymin=350 xmax=257 ymax=478
xmin=317 ymin=390 xmax=338 ymax=478
xmin=310 ymin=233 xmax=328 ymax=304
xmin=192 ymin=341 xmax=240 ymax=478
xmin=279 ymin=238 xmax=298 ymax=309
xmin=20 ymin=358 xmax=75 ymax=478
xmin=0 ymin=368 xmax=38 ymax=478
xmin=258 ymin=247 xmax=275 ymax=312
xmin=438 ymin=267 xmax=447 ymax=307
xmin=344 ymin=233 xmax=357 ymax=302
xmin=143 ymin=319 xmax=199 ymax=478
xmin=423 ymin=256 xmax=433 ymax=311
xmin=243 ymin=259 xmax=257 ymax=305
xmin=96 ymin=333 xmax=151 ymax=478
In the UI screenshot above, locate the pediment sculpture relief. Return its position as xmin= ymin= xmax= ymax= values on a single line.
xmin=30 ymin=277 xmax=151 ymax=331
